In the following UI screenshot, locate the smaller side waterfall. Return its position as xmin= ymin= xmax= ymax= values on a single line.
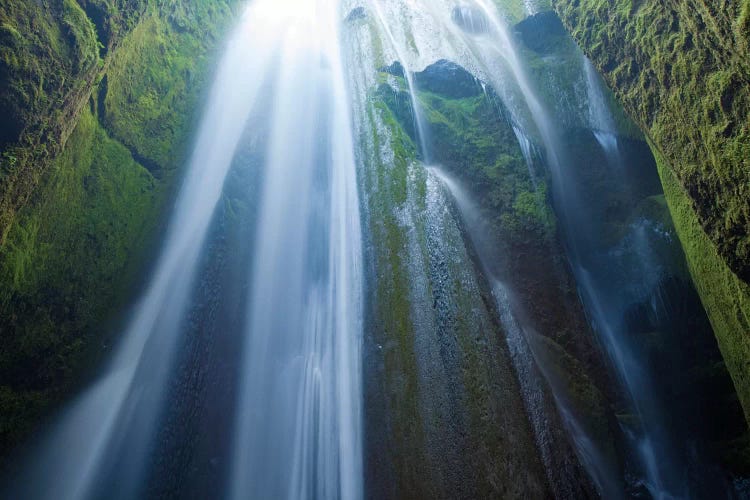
xmin=430 ymin=167 xmax=613 ymax=498
xmin=583 ymin=58 xmax=620 ymax=163
xmin=370 ymin=0 xmax=433 ymax=161
xmin=3 ymin=8 xmax=277 ymax=499
xmin=361 ymin=0 xmax=736 ymax=496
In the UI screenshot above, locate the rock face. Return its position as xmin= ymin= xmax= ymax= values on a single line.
xmin=414 ymin=59 xmax=483 ymax=99
xmin=514 ymin=11 xmax=568 ymax=53
xmin=345 ymin=6 xmax=367 ymax=23
xmin=362 ymin=61 xmax=556 ymax=499
xmin=366 ymin=58 xmax=623 ymax=497
xmin=0 ymin=0 xmax=239 ymax=459
xmin=553 ymin=0 xmax=750 ymax=422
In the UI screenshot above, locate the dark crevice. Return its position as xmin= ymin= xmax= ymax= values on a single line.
xmin=125 ymin=144 xmax=162 ymax=176
xmin=94 ymin=74 xmax=162 ymax=176
xmin=78 ymin=0 xmax=112 ymax=55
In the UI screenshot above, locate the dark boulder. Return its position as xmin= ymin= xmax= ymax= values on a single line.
xmin=414 ymin=59 xmax=483 ymax=99
xmin=379 ymin=60 xmax=405 ymax=78
xmin=345 ymin=6 xmax=367 ymax=23
xmin=514 ymin=11 xmax=568 ymax=54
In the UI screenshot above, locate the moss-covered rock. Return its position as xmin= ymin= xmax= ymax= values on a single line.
xmin=373 ymin=59 xmax=625 ymax=496
xmin=0 ymin=0 xmax=153 ymax=243
xmin=552 ymin=0 xmax=750 ymax=421
xmin=655 ymin=146 xmax=750 ymax=425
xmin=364 ymin=63 xmax=553 ymax=499
xmin=0 ymin=0 xmax=238 ymax=458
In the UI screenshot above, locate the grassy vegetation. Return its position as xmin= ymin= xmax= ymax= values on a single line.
xmin=0 ymin=0 xmax=238 ymax=457
xmin=377 ymin=74 xmax=555 ymax=242
xmin=422 ymin=89 xmax=556 ymax=240
xmin=553 ymin=0 xmax=750 ymax=421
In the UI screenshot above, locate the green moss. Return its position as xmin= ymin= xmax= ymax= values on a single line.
xmin=104 ymin=1 xmax=233 ymax=174
xmin=62 ymin=0 xmax=100 ymax=74
xmin=553 ymin=0 xmax=750 ymax=283
xmin=413 ymin=87 xmax=556 ymax=242
xmin=0 ymin=0 xmax=239 ymax=456
xmin=372 ymin=98 xmax=415 ymax=206
xmin=740 ymin=1 xmax=750 ymax=43
xmin=655 ymin=147 xmax=750 ymax=424
xmin=0 ymin=0 xmax=147 ymax=243
xmin=512 ymin=185 xmax=554 ymax=233
xmin=0 ymin=106 xmax=157 ymax=452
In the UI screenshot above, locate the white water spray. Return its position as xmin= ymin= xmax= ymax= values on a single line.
xmin=6 ymin=3 xmax=363 ymax=499
xmin=583 ymin=57 xmax=620 ymax=163
xmin=229 ymin=0 xmax=364 ymax=498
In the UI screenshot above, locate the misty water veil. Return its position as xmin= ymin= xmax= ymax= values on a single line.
xmin=3 ymin=0 xmax=746 ymax=499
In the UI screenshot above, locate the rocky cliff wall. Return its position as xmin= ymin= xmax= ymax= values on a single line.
xmin=554 ymin=0 xmax=750 ymax=422
xmin=0 ymin=0 xmax=238 ymax=456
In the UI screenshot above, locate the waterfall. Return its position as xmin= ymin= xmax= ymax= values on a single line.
xmin=228 ymin=0 xmax=363 ymax=498
xmin=3 ymin=1 xmax=735 ymax=498
xmin=583 ymin=57 xmax=620 ymax=164
xmin=5 ymin=1 xmax=363 ymax=499
xmin=358 ymin=0 xmax=726 ymax=496
xmin=4 ymin=7 xmax=277 ymax=498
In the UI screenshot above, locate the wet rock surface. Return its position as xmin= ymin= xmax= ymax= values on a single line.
xmin=414 ymin=60 xmax=483 ymax=99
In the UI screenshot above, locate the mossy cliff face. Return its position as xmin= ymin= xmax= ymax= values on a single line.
xmin=342 ymin=12 xmax=559 ymax=491
xmin=354 ymin=49 xmax=624 ymax=493
xmin=411 ymin=61 xmax=622 ymax=495
xmin=0 ymin=0 xmax=146 ymax=242
xmin=552 ymin=0 xmax=750 ymax=421
xmin=360 ymin=74 xmax=551 ymax=500
xmin=0 ymin=0 xmax=238 ymax=456
xmin=553 ymin=0 xmax=749 ymax=281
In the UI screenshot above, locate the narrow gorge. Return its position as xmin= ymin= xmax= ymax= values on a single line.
xmin=0 ymin=0 xmax=748 ymax=499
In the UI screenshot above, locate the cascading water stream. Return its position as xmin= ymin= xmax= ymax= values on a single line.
xmin=363 ymin=0 xmax=719 ymax=496
xmin=4 ymin=8 xmax=278 ymax=499
xmin=5 ymin=2 xmax=364 ymax=499
xmin=369 ymin=0 xmax=433 ymax=162
xmin=229 ymin=0 xmax=363 ymax=498
xmin=583 ymin=57 xmax=621 ymax=165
